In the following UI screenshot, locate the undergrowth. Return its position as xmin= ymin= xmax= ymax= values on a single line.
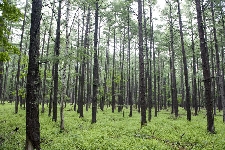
xmin=0 ymin=103 xmax=224 ymax=150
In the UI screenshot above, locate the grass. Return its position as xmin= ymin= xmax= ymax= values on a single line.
xmin=0 ymin=103 xmax=225 ymax=150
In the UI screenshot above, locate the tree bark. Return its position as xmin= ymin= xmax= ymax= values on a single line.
xmin=195 ymin=0 xmax=215 ymax=133
xmin=153 ymin=40 xmax=157 ymax=117
xmin=148 ymin=8 xmax=153 ymax=121
xmin=138 ymin=0 xmax=146 ymax=126
xmin=84 ymin=7 xmax=91 ymax=112
xmin=16 ymin=0 xmax=28 ymax=113
xmin=45 ymin=1 xmax=55 ymax=115
xmin=169 ymin=2 xmax=178 ymax=117
xmin=92 ymin=0 xmax=99 ymax=123
xmin=111 ymin=18 xmax=116 ymax=113
xmin=60 ymin=0 xmax=70 ymax=130
xmin=177 ymin=0 xmax=191 ymax=120
xmin=191 ymin=19 xmax=198 ymax=116
xmin=25 ymin=0 xmax=42 ymax=149
xmin=53 ymin=0 xmax=62 ymax=122
xmin=210 ymin=1 xmax=225 ymax=122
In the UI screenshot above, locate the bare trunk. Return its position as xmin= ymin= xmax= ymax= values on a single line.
xmin=195 ymin=0 xmax=215 ymax=133
xmin=25 ymin=0 xmax=42 ymax=149
xmin=52 ymin=0 xmax=62 ymax=122
xmin=177 ymin=0 xmax=190 ymax=120
xmin=138 ymin=0 xmax=147 ymax=126
xmin=92 ymin=0 xmax=99 ymax=123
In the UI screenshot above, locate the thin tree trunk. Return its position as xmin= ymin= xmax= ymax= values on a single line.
xmin=191 ymin=19 xmax=198 ymax=116
xmin=210 ymin=32 xmax=216 ymax=115
xmin=16 ymin=0 xmax=28 ymax=113
xmin=60 ymin=0 xmax=70 ymax=131
xmin=148 ymin=8 xmax=153 ymax=121
xmin=169 ymin=2 xmax=178 ymax=117
xmin=210 ymin=1 xmax=225 ymax=122
xmin=138 ymin=0 xmax=147 ymax=126
xmin=74 ymin=20 xmax=80 ymax=112
xmin=153 ymin=39 xmax=157 ymax=117
xmin=48 ymin=65 xmax=54 ymax=117
xmin=78 ymin=6 xmax=86 ymax=118
xmin=177 ymin=0 xmax=191 ymax=120
xmin=3 ymin=62 xmax=9 ymax=100
xmin=195 ymin=0 xmax=215 ymax=133
xmin=102 ymin=26 xmax=110 ymax=111
xmin=92 ymin=0 xmax=99 ymax=123
xmin=112 ymin=19 xmax=116 ymax=113
xmin=40 ymin=27 xmax=47 ymax=113
xmin=127 ymin=5 xmax=132 ymax=117
xmin=52 ymin=0 xmax=62 ymax=122
xmin=84 ymin=7 xmax=91 ymax=112
xmin=118 ymin=31 xmax=125 ymax=113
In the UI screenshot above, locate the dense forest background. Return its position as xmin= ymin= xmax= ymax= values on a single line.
xmin=0 ymin=0 xmax=225 ymax=149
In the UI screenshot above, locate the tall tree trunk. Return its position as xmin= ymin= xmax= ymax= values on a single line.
xmin=191 ymin=19 xmax=198 ymax=116
xmin=169 ymin=2 xmax=178 ymax=117
xmin=157 ymin=50 xmax=161 ymax=112
xmin=127 ymin=5 xmax=132 ymax=117
xmin=25 ymin=0 xmax=42 ymax=149
xmin=74 ymin=20 xmax=80 ymax=112
xmin=53 ymin=0 xmax=62 ymax=122
xmin=78 ymin=6 xmax=86 ymax=117
xmin=47 ymin=1 xmax=55 ymax=116
xmin=153 ymin=39 xmax=157 ymax=117
xmin=195 ymin=0 xmax=215 ymax=133
xmin=143 ymin=0 xmax=150 ymax=120
xmin=43 ymin=0 xmax=55 ymax=114
xmin=118 ymin=30 xmax=125 ymax=113
xmin=40 ymin=27 xmax=47 ymax=112
xmin=48 ymin=65 xmax=54 ymax=117
xmin=60 ymin=0 xmax=70 ymax=131
xmin=177 ymin=0 xmax=191 ymax=120
xmin=3 ymin=62 xmax=9 ymax=100
xmin=210 ymin=1 xmax=225 ymax=122
xmin=92 ymin=0 xmax=99 ymax=123
xmin=138 ymin=0 xmax=146 ymax=126
xmin=84 ymin=7 xmax=91 ymax=112
xmin=74 ymin=64 xmax=78 ymax=111
xmin=180 ymin=60 xmax=184 ymax=108
xmin=16 ymin=0 xmax=28 ymax=113
xmin=112 ymin=19 xmax=116 ymax=113
xmin=148 ymin=8 xmax=153 ymax=121
xmin=134 ymin=43 xmax=138 ymax=111
xmin=210 ymin=33 xmax=216 ymax=115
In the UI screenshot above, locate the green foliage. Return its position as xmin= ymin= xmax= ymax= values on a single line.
xmin=0 ymin=51 xmax=10 ymax=61
xmin=0 ymin=0 xmax=22 ymax=22
xmin=0 ymin=104 xmax=225 ymax=150
xmin=0 ymin=0 xmax=22 ymax=61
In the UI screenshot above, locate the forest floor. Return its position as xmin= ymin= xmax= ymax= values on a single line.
xmin=0 ymin=103 xmax=225 ymax=150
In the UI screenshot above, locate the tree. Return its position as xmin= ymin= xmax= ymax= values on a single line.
xmin=60 ymin=0 xmax=71 ymax=131
xmin=195 ymin=0 xmax=215 ymax=133
xmin=15 ymin=0 xmax=28 ymax=113
xmin=25 ymin=0 xmax=42 ymax=149
xmin=53 ymin=0 xmax=62 ymax=122
xmin=111 ymin=15 xmax=116 ymax=113
xmin=0 ymin=0 xmax=22 ymax=102
xmin=92 ymin=0 xmax=99 ymax=123
xmin=210 ymin=0 xmax=225 ymax=122
xmin=138 ymin=0 xmax=147 ymax=126
xmin=167 ymin=1 xmax=178 ymax=117
xmin=176 ymin=0 xmax=191 ymax=121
